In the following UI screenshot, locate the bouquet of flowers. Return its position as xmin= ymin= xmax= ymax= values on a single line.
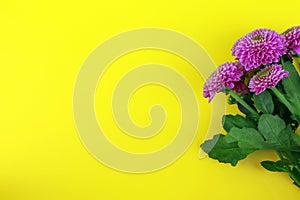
xmin=201 ymin=27 xmax=300 ymax=187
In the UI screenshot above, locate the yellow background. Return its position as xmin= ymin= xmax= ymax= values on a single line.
xmin=1 ymin=0 xmax=299 ymax=199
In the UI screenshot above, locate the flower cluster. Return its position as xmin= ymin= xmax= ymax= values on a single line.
xmin=203 ymin=26 xmax=300 ymax=100
xmin=201 ymin=26 xmax=300 ymax=188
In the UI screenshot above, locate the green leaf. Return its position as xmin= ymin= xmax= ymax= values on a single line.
xmin=291 ymin=152 xmax=300 ymax=164
xmin=278 ymin=125 xmax=293 ymax=148
xmin=225 ymin=127 xmax=264 ymax=149
xmin=257 ymin=114 xmax=286 ymax=144
xmin=257 ymin=116 xmax=299 ymax=150
xmin=289 ymin=167 xmax=300 ymax=187
xmin=201 ymin=134 xmax=256 ymax=166
xmin=222 ymin=114 xmax=256 ymax=132
xmin=291 ymin=133 xmax=300 ymax=146
xmin=272 ymin=95 xmax=298 ymax=130
xmin=281 ymin=60 xmax=300 ymax=96
xmin=281 ymin=59 xmax=300 ymax=123
xmin=261 ymin=160 xmax=290 ymax=172
xmin=259 ymin=124 xmax=300 ymax=152
xmin=253 ymin=90 xmax=274 ymax=114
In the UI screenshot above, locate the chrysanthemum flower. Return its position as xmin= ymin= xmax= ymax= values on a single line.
xmin=203 ymin=62 xmax=244 ymax=102
xmin=232 ymin=29 xmax=287 ymax=71
xmin=282 ymin=26 xmax=300 ymax=55
xmin=249 ymin=64 xmax=289 ymax=95
xmin=203 ymin=71 xmax=223 ymax=102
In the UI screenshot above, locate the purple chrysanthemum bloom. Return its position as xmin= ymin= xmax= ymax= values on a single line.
xmin=203 ymin=71 xmax=223 ymax=102
xmin=282 ymin=26 xmax=300 ymax=54
xmin=232 ymin=29 xmax=287 ymax=71
xmin=249 ymin=64 xmax=289 ymax=95
xmin=203 ymin=62 xmax=244 ymax=102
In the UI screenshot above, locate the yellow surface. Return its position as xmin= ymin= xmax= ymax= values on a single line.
xmin=0 ymin=0 xmax=300 ymax=199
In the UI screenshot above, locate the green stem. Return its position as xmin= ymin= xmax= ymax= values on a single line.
xmin=271 ymin=87 xmax=300 ymax=122
xmin=271 ymin=87 xmax=295 ymax=114
xmin=225 ymin=88 xmax=260 ymax=118
xmin=276 ymin=151 xmax=284 ymax=160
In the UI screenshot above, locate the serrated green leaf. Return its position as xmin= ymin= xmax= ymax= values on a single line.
xmin=258 ymin=114 xmax=286 ymax=144
xmin=261 ymin=160 xmax=289 ymax=172
xmin=257 ymin=115 xmax=297 ymax=150
xmin=222 ymin=114 xmax=256 ymax=132
xmin=201 ymin=134 xmax=256 ymax=166
xmin=225 ymin=127 xmax=264 ymax=149
xmin=253 ymin=90 xmax=274 ymax=114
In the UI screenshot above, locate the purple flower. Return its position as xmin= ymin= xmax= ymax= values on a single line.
xmin=232 ymin=29 xmax=287 ymax=71
xmin=203 ymin=62 xmax=244 ymax=102
xmin=203 ymin=71 xmax=223 ymax=102
xmin=282 ymin=26 xmax=300 ymax=54
xmin=249 ymin=64 xmax=289 ymax=95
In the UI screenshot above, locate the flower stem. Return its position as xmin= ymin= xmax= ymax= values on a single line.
xmin=225 ymin=88 xmax=260 ymax=118
xmin=271 ymin=87 xmax=300 ymax=122
xmin=276 ymin=151 xmax=284 ymax=160
xmin=271 ymin=87 xmax=295 ymax=113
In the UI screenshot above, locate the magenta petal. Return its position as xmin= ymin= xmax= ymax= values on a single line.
xmin=293 ymin=46 xmax=300 ymax=54
xmin=232 ymin=29 xmax=287 ymax=71
xmin=249 ymin=64 xmax=289 ymax=95
xmin=203 ymin=62 xmax=244 ymax=102
xmin=283 ymin=26 xmax=300 ymax=55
